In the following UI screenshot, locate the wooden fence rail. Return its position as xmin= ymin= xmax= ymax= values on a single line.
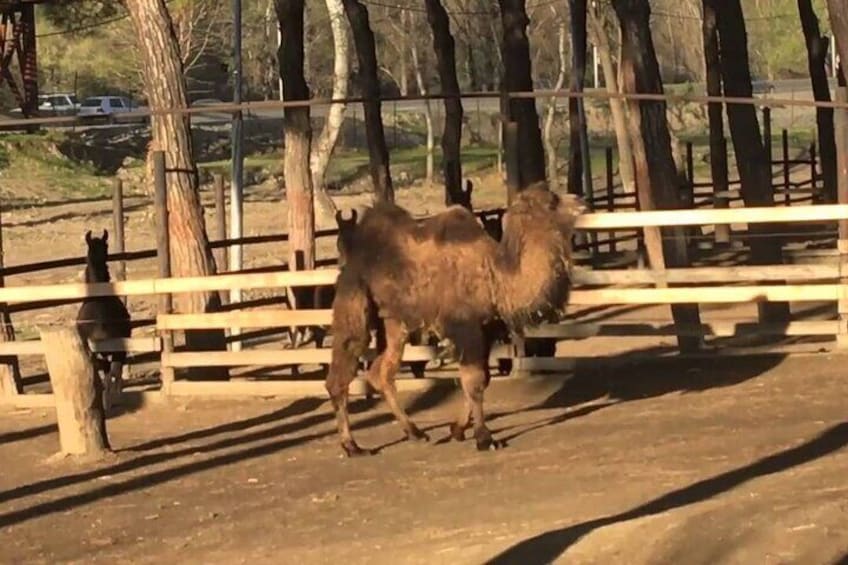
xmin=1 ymin=201 xmax=847 ymax=405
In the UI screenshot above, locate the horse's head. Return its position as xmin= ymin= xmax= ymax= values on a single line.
xmin=84 ymin=229 xmax=110 ymax=282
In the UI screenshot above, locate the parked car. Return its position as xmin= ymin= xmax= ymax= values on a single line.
xmin=77 ymin=96 xmax=147 ymax=124
xmin=37 ymin=93 xmax=80 ymax=116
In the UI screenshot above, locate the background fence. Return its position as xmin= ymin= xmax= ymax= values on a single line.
xmin=1 ymin=88 xmax=847 ymax=407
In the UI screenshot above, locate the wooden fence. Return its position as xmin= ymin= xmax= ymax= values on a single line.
xmin=2 ymin=202 xmax=848 ymax=406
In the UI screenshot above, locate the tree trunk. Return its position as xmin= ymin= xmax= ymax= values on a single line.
xmin=342 ymin=0 xmax=394 ymax=202
xmin=711 ymin=0 xmax=790 ymax=323
xmin=41 ymin=327 xmax=110 ymax=456
xmin=567 ymin=0 xmax=589 ymax=197
xmin=612 ymin=0 xmax=703 ymax=353
xmin=425 ymin=0 xmax=465 ymax=207
xmin=799 ymin=0 xmax=837 ymax=202
xmin=124 ymin=0 xmax=228 ymax=377
xmin=702 ymin=0 xmax=730 ymax=242
xmin=544 ymin=11 xmax=567 ymax=186
xmin=410 ymin=36 xmax=435 ymax=184
xmin=277 ymin=0 xmax=315 ymax=273
xmin=827 ymin=0 xmax=848 ymax=76
xmin=498 ymin=0 xmax=546 ymax=189
xmin=587 ymin=7 xmax=636 ymax=196
xmin=310 ymin=0 xmax=349 ymax=221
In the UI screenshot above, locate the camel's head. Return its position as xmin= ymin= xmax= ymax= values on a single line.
xmin=496 ymin=184 xmax=587 ymax=328
xmin=502 ymin=184 xmax=586 ymax=244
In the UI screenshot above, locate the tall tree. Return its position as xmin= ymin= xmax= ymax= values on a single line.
xmin=567 ymin=0 xmax=590 ymax=197
xmin=123 ymin=0 xmax=228 ymax=376
xmin=710 ymin=0 xmax=790 ymax=323
xmin=543 ymin=7 xmax=567 ymax=186
xmin=425 ymin=0 xmax=466 ymax=208
xmin=798 ymin=0 xmax=837 ymax=203
xmin=701 ymin=0 xmax=730 ymax=242
xmin=498 ymin=0 xmax=546 ymax=189
xmin=827 ymin=0 xmax=848 ymax=85
xmin=612 ymin=0 xmax=703 ymax=352
xmin=342 ymin=0 xmax=394 ymax=202
xmin=310 ymin=0 xmax=350 ymax=221
xmin=587 ymin=4 xmax=635 ymax=196
xmin=276 ymin=0 xmax=315 ymax=272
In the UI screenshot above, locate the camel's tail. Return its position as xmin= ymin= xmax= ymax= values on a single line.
xmin=330 ymin=269 xmax=374 ymax=358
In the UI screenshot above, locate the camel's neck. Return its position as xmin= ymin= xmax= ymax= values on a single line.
xmin=493 ymin=227 xmax=571 ymax=329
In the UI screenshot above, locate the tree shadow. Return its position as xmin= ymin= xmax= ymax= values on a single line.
xmin=0 ymin=381 xmax=457 ymax=523
xmin=485 ymin=422 xmax=848 ymax=564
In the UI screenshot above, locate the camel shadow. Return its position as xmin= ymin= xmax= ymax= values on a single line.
xmin=484 ymin=422 xmax=848 ymax=564
xmin=484 ymin=343 xmax=788 ymax=445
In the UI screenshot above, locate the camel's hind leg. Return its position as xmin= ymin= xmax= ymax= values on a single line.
xmin=326 ymin=340 xmax=368 ymax=457
xmin=365 ymin=318 xmax=429 ymax=442
xmin=448 ymin=323 xmax=501 ymax=451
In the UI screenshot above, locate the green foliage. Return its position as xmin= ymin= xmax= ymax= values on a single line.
xmin=744 ymin=0 xmax=832 ymax=80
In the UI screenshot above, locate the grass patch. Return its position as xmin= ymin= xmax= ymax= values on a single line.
xmin=0 ymin=131 xmax=112 ymax=204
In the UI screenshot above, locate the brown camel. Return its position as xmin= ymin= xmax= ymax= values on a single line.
xmin=326 ymin=185 xmax=586 ymax=456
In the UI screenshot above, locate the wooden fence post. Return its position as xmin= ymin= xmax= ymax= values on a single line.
xmin=153 ymin=151 xmax=176 ymax=392
xmin=713 ymin=137 xmax=731 ymax=245
xmin=782 ymin=129 xmax=791 ymax=206
xmin=763 ymin=106 xmax=773 ymax=170
xmin=834 ymin=87 xmax=848 ymax=348
xmin=213 ymin=174 xmax=229 ymax=306
xmin=685 ymin=141 xmax=695 ymax=208
xmin=504 ymin=121 xmax=520 ymax=204
xmin=0 ymin=197 xmax=21 ymax=397
xmin=111 ymin=178 xmax=126 ymax=288
xmin=41 ymin=326 xmax=110 ymax=456
xmin=810 ymin=142 xmax=818 ymax=202
xmin=605 ymin=147 xmax=616 ymax=253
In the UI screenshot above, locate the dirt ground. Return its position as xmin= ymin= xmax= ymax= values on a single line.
xmin=1 ymin=354 xmax=846 ymax=564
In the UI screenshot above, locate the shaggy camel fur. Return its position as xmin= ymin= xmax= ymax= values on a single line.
xmin=326 ymin=185 xmax=586 ymax=456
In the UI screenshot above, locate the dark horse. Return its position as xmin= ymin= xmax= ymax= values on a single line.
xmin=76 ymin=230 xmax=131 ymax=413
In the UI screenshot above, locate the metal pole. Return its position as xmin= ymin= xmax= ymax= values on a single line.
xmin=229 ymin=0 xmax=244 ymax=350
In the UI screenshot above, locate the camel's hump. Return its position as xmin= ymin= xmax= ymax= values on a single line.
xmin=418 ymin=206 xmax=487 ymax=245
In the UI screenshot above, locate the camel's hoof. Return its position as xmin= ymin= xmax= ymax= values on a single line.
xmin=475 ymin=435 xmax=505 ymax=452
xmin=405 ymin=425 xmax=430 ymax=443
xmin=341 ymin=441 xmax=372 ymax=458
xmin=449 ymin=423 xmax=467 ymax=442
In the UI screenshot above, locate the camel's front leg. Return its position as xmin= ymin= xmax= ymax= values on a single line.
xmin=365 ymin=318 xmax=429 ymax=442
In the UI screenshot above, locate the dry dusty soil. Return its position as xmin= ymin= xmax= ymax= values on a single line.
xmin=1 ymin=354 xmax=847 ymax=564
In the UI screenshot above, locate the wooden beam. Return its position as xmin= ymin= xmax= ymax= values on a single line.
xmin=162 ymin=344 xmax=514 ymax=368
xmin=573 ymin=203 xmax=848 ymax=229
xmin=158 ymin=309 xmax=334 ymax=330
xmin=0 ymin=337 xmax=161 ymax=356
xmin=571 ymin=264 xmax=839 ymax=285
xmin=0 ymin=269 xmax=340 ymax=304
xmin=525 ymin=320 xmax=839 ymax=338
xmin=569 ymin=284 xmax=839 ymax=305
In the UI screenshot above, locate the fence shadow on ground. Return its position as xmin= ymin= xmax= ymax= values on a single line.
xmin=483 ymin=422 xmax=848 ymax=564
xmin=0 ymin=380 xmax=457 ymax=528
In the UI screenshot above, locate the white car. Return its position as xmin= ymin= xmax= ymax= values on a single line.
xmin=37 ymin=93 xmax=80 ymax=116
xmin=77 ymin=96 xmax=147 ymax=123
